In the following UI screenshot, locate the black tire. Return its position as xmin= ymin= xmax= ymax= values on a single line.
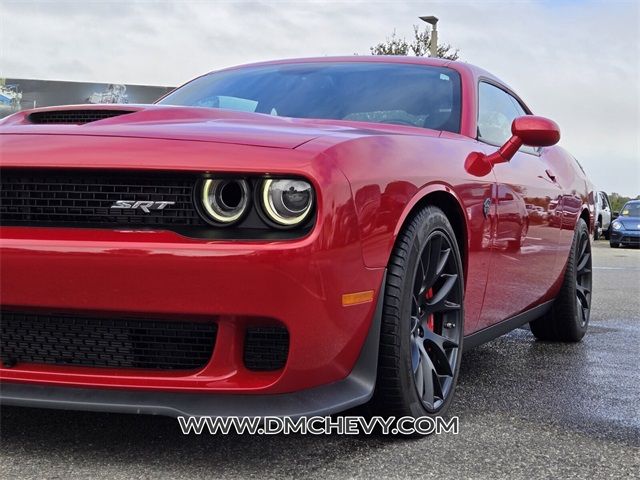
xmin=603 ymin=226 xmax=610 ymax=240
xmin=610 ymin=241 xmax=620 ymax=248
xmin=372 ymin=206 xmax=464 ymax=418
xmin=593 ymin=220 xmax=600 ymax=240
xmin=530 ymin=218 xmax=592 ymax=342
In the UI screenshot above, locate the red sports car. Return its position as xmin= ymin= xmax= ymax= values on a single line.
xmin=0 ymin=57 xmax=594 ymax=419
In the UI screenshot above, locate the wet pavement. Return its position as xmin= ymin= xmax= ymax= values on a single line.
xmin=1 ymin=241 xmax=638 ymax=479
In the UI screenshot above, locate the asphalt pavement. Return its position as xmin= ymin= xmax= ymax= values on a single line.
xmin=1 ymin=241 xmax=639 ymax=479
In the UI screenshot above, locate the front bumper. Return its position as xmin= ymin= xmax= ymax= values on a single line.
xmin=0 ymin=222 xmax=384 ymax=403
xmin=610 ymin=228 xmax=640 ymax=245
xmin=0 ymin=275 xmax=384 ymax=418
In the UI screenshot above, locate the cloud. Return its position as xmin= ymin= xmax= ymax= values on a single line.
xmin=1 ymin=0 xmax=638 ymax=195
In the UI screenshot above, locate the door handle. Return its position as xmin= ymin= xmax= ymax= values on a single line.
xmin=545 ymin=169 xmax=557 ymax=182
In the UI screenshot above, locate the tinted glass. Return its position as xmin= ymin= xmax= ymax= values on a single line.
xmin=478 ymin=82 xmax=536 ymax=154
xmin=478 ymin=82 xmax=521 ymax=145
xmin=159 ymin=63 xmax=462 ymax=132
xmin=620 ymin=203 xmax=640 ymax=217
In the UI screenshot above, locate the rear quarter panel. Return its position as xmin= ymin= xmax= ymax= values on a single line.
xmin=544 ymin=145 xmax=594 ymax=258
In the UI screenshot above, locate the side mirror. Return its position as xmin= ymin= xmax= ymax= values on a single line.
xmin=511 ymin=116 xmax=561 ymax=148
xmin=465 ymin=116 xmax=561 ymax=176
xmin=612 ymin=211 xmax=620 ymax=219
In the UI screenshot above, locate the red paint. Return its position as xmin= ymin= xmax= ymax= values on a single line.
xmin=465 ymin=116 xmax=561 ymax=174
xmin=0 ymin=57 xmax=593 ymax=395
xmin=426 ymin=288 xmax=435 ymax=332
xmin=512 ymin=115 xmax=561 ymax=147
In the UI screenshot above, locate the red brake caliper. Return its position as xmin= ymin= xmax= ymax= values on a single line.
xmin=425 ymin=288 xmax=435 ymax=331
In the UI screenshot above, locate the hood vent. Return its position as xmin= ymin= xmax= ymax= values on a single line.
xmin=28 ymin=109 xmax=135 ymax=125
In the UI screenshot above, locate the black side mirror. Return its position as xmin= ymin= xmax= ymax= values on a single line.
xmin=612 ymin=211 xmax=620 ymax=219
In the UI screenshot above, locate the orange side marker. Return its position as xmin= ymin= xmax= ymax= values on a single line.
xmin=342 ymin=290 xmax=375 ymax=307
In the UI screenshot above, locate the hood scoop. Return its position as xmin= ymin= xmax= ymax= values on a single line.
xmin=28 ymin=109 xmax=135 ymax=125
xmin=2 ymin=105 xmax=345 ymax=149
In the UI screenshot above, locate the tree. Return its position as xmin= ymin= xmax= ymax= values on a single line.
xmin=608 ymin=192 xmax=640 ymax=212
xmin=370 ymin=25 xmax=460 ymax=60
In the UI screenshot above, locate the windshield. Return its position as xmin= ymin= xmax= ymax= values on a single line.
xmin=620 ymin=202 xmax=640 ymax=217
xmin=159 ymin=63 xmax=462 ymax=132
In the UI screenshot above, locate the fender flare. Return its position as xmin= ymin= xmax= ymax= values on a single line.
xmin=391 ymin=182 xmax=471 ymax=283
xmin=393 ymin=182 xmax=470 ymax=240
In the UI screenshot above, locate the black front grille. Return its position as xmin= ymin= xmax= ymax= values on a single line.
xmin=620 ymin=236 xmax=640 ymax=245
xmin=28 ymin=110 xmax=134 ymax=124
xmin=243 ymin=326 xmax=290 ymax=371
xmin=0 ymin=170 xmax=206 ymax=228
xmin=0 ymin=311 xmax=217 ymax=370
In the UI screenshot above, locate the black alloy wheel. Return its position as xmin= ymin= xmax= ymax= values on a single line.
xmin=372 ymin=206 xmax=464 ymax=418
xmin=575 ymin=228 xmax=592 ymax=328
xmin=409 ymin=231 xmax=463 ymax=412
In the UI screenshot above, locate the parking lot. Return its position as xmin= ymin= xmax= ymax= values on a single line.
xmin=1 ymin=241 xmax=638 ymax=479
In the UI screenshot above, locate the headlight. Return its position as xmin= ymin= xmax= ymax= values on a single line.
xmin=200 ymin=178 xmax=250 ymax=226
xmin=261 ymin=178 xmax=314 ymax=227
xmin=612 ymin=221 xmax=623 ymax=231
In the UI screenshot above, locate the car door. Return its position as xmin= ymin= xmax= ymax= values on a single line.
xmin=476 ymin=82 xmax=564 ymax=329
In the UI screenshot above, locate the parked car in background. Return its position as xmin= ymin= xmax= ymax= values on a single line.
xmin=594 ymin=191 xmax=612 ymax=240
xmin=610 ymin=200 xmax=640 ymax=248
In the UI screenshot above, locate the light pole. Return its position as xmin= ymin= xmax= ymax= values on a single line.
xmin=419 ymin=15 xmax=439 ymax=57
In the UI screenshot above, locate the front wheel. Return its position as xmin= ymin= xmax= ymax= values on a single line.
xmin=610 ymin=241 xmax=620 ymax=248
xmin=372 ymin=206 xmax=464 ymax=418
xmin=594 ymin=221 xmax=601 ymax=240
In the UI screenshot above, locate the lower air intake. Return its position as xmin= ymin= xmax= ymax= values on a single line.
xmin=0 ymin=311 xmax=217 ymax=370
xmin=243 ymin=326 xmax=290 ymax=371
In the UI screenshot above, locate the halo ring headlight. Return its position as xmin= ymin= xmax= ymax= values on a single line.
xmin=200 ymin=178 xmax=250 ymax=226
xmin=261 ymin=178 xmax=314 ymax=227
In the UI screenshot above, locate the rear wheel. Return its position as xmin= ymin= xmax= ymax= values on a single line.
xmin=530 ymin=218 xmax=592 ymax=342
xmin=372 ymin=206 xmax=464 ymax=417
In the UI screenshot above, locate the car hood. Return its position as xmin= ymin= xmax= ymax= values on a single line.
xmin=617 ymin=216 xmax=640 ymax=230
xmin=0 ymin=104 xmax=377 ymax=149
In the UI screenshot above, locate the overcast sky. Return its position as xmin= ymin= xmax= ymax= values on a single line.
xmin=1 ymin=0 xmax=638 ymax=196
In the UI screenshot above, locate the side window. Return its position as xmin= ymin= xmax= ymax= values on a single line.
xmin=478 ymin=82 xmax=536 ymax=154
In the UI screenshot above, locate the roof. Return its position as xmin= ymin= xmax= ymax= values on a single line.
xmin=209 ymin=55 xmax=507 ymax=88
